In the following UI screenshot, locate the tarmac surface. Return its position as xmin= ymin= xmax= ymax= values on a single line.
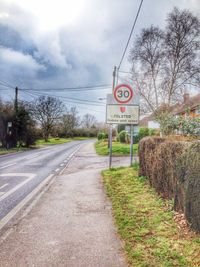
xmin=0 ymin=141 xmax=129 ymax=267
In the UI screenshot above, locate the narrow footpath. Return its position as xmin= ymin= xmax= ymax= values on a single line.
xmin=0 ymin=141 xmax=129 ymax=267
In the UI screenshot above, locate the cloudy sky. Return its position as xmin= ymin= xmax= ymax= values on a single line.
xmin=0 ymin=0 xmax=199 ymax=120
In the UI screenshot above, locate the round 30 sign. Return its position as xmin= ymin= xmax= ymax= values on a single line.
xmin=114 ymin=84 xmax=133 ymax=104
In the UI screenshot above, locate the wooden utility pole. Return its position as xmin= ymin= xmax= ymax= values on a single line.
xmin=15 ymin=87 xmax=18 ymax=113
xmin=109 ymin=66 xmax=117 ymax=169
xmin=14 ymin=86 xmax=19 ymax=148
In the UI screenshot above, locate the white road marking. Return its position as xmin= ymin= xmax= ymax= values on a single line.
xmin=0 ymin=174 xmax=54 ymax=231
xmin=0 ymin=173 xmax=36 ymax=202
xmin=0 ymin=183 xmax=9 ymax=190
xmin=21 ymin=153 xmax=41 ymax=161
xmin=0 ymin=163 xmax=17 ymax=170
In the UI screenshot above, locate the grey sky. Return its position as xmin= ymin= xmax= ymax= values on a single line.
xmin=0 ymin=0 xmax=199 ymax=120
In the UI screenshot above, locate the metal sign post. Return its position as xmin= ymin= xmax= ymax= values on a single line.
xmin=130 ymin=125 xmax=133 ymax=166
xmin=109 ymin=124 xmax=112 ymax=169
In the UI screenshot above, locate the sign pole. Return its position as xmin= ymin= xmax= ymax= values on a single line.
xmin=130 ymin=125 xmax=134 ymax=166
xmin=109 ymin=124 xmax=112 ymax=169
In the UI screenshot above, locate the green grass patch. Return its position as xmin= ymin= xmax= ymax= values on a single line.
xmin=0 ymin=137 xmax=91 ymax=155
xmin=102 ymin=167 xmax=200 ymax=267
xmin=95 ymin=140 xmax=138 ymax=156
xmin=0 ymin=147 xmax=30 ymax=155
xmin=35 ymin=137 xmax=90 ymax=146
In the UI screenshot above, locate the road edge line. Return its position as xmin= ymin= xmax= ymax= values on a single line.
xmin=0 ymin=173 xmax=54 ymax=232
xmin=59 ymin=144 xmax=83 ymax=175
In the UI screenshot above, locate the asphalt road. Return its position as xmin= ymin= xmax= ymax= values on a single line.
xmin=0 ymin=140 xmax=88 ymax=221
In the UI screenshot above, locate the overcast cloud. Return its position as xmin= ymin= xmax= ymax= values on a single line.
xmin=0 ymin=0 xmax=199 ymax=120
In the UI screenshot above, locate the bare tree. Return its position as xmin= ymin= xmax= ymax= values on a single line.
xmin=61 ymin=107 xmax=80 ymax=137
xmin=129 ymin=7 xmax=200 ymax=113
xmin=81 ymin=113 xmax=97 ymax=128
xmin=130 ymin=26 xmax=164 ymax=113
xmin=31 ymin=96 xmax=64 ymax=141
xmin=164 ymin=7 xmax=200 ymax=104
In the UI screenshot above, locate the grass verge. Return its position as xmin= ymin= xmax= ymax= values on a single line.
xmin=0 ymin=137 xmax=91 ymax=155
xmin=35 ymin=137 xmax=90 ymax=146
xmin=102 ymin=167 xmax=200 ymax=267
xmin=95 ymin=140 xmax=138 ymax=156
xmin=0 ymin=147 xmax=30 ymax=155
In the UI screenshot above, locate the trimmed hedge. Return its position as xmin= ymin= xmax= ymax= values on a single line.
xmin=175 ymin=142 xmax=200 ymax=232
xmin=139 ymin=137 xmax=200 ymax=233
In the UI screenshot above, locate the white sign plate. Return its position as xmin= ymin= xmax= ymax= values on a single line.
xmin=106 ymin=105 xmax=139 ymax=125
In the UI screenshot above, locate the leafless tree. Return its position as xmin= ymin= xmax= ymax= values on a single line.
xmin=130 ymin=26 xmax=165 ymax=113
xmin=31 ymin=96 xmax=64 ymax=141
xmin=164 ymin=7 xmax=200 ymax=104
xmin=81 ymin=113 xmax=97 ymax=128
xmin=129 ymin=7 xmax=200 ymax=113
xmin=61 ymin=107 xmax=80 ymax=137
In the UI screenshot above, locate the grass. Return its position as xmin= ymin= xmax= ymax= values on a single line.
xmin=102 ymin=167 xmax=200 ymax=267
xmin=0 ymin=147 xmax=30 ymax=155
xmin=35 ymin=137 xmax=90 ymax=146
xmin=0 ymin=137 xmax=91 ymax=155
xmin=95 ymin=140 xmax=138 ymax=156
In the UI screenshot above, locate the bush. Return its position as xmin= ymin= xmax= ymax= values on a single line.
xmin=118 ymin=130 xmax=130 ymax=144
xmin=139 ymin=137 xmax=200 ymax=233
xmin=139 ymin=137 xmax=187 ymax=198
xmin=97 ymin=132 xmax=108 ymax=140
xmin=134 ymin=127 xmax=156 ymax=143
xmin=175 ymin=142 xmax=200 ymax=232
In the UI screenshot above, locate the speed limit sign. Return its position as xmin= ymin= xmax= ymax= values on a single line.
xmin=114 ymin=84 xmax=133 ymax=104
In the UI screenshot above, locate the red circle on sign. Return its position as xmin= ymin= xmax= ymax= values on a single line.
xmin=114 ymin=84 xmax=133 ymax=104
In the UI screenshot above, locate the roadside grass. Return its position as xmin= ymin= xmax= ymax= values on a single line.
xmin=35 ymin=137 xmax=90 ymax=146
xmin=102 ymin=167 xmax=200 ymax=267
xmin=0 ymin=147 xmax=30 ymax=155
xmin=95 ymin=140 xmax=138 ymax=156
xmin=0 ymin=137 xmax=91 ymax=155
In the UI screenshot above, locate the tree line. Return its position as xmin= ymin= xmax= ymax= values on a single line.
xmin=0 ymin=95 xmax=103 ymax=148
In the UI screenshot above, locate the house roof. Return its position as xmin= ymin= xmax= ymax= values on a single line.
xmin=139 ymin=113 xmax=154 ymax=126
xmin=139 ymin=93 xmax=200 ymax=126
xmin=172 ymin=93 xmax=200 ymax=115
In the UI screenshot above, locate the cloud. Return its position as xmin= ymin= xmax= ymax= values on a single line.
xmin=0 ymin=0 xmax=199 ymax=120
xmin=0 ymin=47 xmax=44 ymax=70
xmin=0 ymin=47 xmax=46 ymax=89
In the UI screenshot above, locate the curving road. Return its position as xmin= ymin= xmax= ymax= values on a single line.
xmin=0 ymin=140 xmax=89 ymax=222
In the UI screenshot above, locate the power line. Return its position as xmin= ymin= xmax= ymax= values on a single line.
xmin=21 ymin=90 xmax=105 ymax=107
xmin=117 ymin=0 xmax=144 ymax=70
xmin=0 ymin=80 xmax=15 ymax=89
xmin=20 ymin=90 xmax=104 ymax=114
xmin=20 ymin=84 xmax=111 ymax=91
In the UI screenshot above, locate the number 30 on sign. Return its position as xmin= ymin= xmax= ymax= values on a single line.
xmin=114 ymin=84 xmax=133 ymax=104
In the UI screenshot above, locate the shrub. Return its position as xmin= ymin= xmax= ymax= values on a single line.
xmin=139 ymin=137 xmax=200 ymax=233
xmin=175 ymin=142 xmax=200 ymax=232
xmin=134 ymin=127 xmax=156 ymax=143
xmin=118 ymin=130 xmax=130 ymax=143
xmin=97 ymin=132 xmax=108 ymax=140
